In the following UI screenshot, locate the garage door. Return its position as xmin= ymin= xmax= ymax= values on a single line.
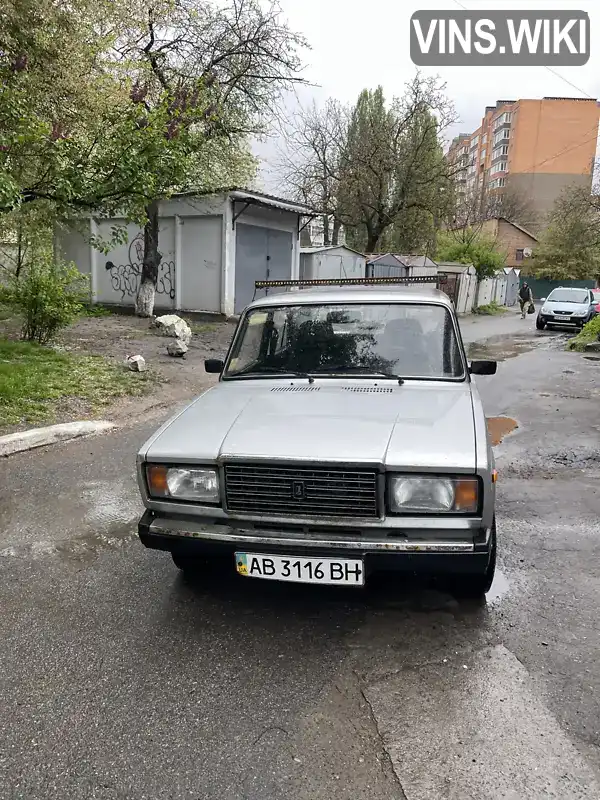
xmin=234 ymin=224 xmax=293 ymax=313
xmin=180 ymin=216 xmax=222 ymax=312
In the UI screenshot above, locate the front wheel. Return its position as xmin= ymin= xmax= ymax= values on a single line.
xmin=536 ymin=315 xmax=546 ymax=330
xmin=171 ymin=551 xmax=208 ymax=576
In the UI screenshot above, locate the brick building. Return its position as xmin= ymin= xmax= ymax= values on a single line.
xmin=478 ymin=218 xmax=538 ymax=269
xmin=448 ymin=97 xmax=600 ymax=229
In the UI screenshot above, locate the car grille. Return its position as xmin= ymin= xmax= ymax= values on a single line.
xmin=224 ymin=464 xmax=379 ymax=518
xmin=553 ymin=310 xmax=572 ymax=315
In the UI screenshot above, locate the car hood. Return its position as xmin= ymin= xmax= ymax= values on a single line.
xmin=544 ymin=300 xmax=589 ymax=311
xmin=142 ymin=381 xmax=477 ymax=471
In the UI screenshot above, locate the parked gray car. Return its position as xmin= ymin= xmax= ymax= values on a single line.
xmin=137 ymin=283 xmax=499 ymax=596
xmin=536 ymin=287 xmax=597 ymax=330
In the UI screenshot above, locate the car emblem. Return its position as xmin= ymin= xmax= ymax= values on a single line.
xmin=292 ymin=481 xmax=306 ymax=500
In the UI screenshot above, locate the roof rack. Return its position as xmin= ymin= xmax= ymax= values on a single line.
xmin=254 ymin=275 xmax=447 ymax=290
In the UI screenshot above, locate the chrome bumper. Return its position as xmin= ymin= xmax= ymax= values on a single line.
xmin=141 ymin=514 xmax=491 ymax=554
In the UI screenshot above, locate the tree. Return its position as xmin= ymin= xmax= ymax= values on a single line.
xmin=110 ymin=0 xmax=307 ymax=316
xmin=0 ymin=0 xmax=307 ymax=317
xmin=436 ymin=230 xmax=506 ymax=280
xmin=449 ymin=182 xmax=538 ymax=237
xmin=531 ymin=186 xmax=600 ymax=280
xmin=277 ymin=99 xmax=347 ymax=246
xmin=336 ymin=76 xmax=456 ymax=253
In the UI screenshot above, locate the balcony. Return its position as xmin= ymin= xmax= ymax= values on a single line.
xmin=493 ymin=112 xmax=512 ymax=131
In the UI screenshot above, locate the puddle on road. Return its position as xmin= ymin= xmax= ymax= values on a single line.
xmin=468 ymin=332 xmax=568 ymax=362
xmin=0 ymin=523 xmax=138 ymax=563
xmin=487 ymin=417 xmax=518 ymax=445
xmin=55 ymin=525 xmax=139 ymax=562
xmin=81 ymin=481 xmax=137 ymax=527
xmin=486 ymin=569 xmax=510 ymax=605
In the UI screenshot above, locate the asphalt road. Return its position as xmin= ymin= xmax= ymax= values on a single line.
xmin=1 ymin=311 xmax=599 ymax=800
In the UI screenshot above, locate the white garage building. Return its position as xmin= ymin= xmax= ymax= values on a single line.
xmin=299 ymin=245 xmax=366 ymax=281
xmin=56 ymin=189 xmax=314 ymax=316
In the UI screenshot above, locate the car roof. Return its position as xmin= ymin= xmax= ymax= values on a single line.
xmin=551 ymin=286 xmax=590 ymax=292
xmin=246 ymin=285 xmax=454 ymax=310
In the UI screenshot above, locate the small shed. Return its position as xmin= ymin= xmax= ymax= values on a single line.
xmin=56 ymin=189 xmax=314 ymax=316
xmin=503 ymin=267 xmax=521 ymax=307
xmin=477 ymin=271 xmax=508 ymax=307
xmin=365 ymin=254 xmax=407 ymax=278
xmin=395 ymin=254 xmax=438 ymax=278
xmin=300 ymin=246 xmax=366 ymax=281
xmin=436 ymin=262 xmax=478 ymax=314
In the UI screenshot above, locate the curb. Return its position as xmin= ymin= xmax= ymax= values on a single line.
xmin=0 ymin=421 xmax=116 ymax=457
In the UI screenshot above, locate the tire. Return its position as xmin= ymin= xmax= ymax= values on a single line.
xmin=171 ymin=551 xmax=208 ymax=575
xmin=536 ymin=316 xmax=546 ymax=330
xmin=452 ymin=523 xmax=497 ymax=599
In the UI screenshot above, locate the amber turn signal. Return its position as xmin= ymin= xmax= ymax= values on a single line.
xmin=454 ymin=479 xmax=479 ymax=512
xmin=146 ymin=464 xmax=169 ymax=497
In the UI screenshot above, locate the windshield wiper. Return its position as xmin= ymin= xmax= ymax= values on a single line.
xmin=310 ymin=365 xmax=405 ymax=384
xmin=231 ymin=365 xmax=315 ymax=382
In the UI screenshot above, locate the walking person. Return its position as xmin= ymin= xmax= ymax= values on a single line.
xmin=519 ymin=282 xmax=534 ymax=319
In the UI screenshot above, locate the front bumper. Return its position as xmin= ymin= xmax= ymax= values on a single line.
xmin=138 ymin=510 xmax=493 ymax=575
xmin=539 ymin=314 xmax=587 ymax=328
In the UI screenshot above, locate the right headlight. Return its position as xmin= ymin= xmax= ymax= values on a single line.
xmin=145 ymin=464 xmax=220 ymax=504
xmin=388 ymin=475 xmax=479 ymax=514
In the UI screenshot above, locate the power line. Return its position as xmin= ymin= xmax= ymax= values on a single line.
xmin=524 ymin=124 xmax=599 ymax=173
xmin=543 ymin=66 xmax=594 ymax=100
xmin=449 ymin=0 xmax=594 ymax=101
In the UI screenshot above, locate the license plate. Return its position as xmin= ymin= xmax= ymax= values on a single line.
xmin=555 ymin=315 xmax=571 ymax=321
xmin=235 ymin=552 xmax=365 ymax=586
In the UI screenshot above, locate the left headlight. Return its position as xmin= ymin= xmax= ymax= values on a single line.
xmin=146 ymin=464 xmax=220 ymax=503
xmin=572 ymin=310 xmax=587 ymax=317
xmin=389 ymin=475 xmax=479 ymax=514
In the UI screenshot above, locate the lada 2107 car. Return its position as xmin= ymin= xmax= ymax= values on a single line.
xmin=137 ymin=278 xmax=499 ymax=597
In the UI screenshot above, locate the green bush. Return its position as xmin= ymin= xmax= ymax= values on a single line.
xmin=436 ymin=231 xmax=506 ymax=280
xmin=567 ymin=316 xmax=600 ymax=351
xmin=0 ymin=254 xmax=88 ymax=344
xmin=473 ymin=301 xmax=506 ymax=316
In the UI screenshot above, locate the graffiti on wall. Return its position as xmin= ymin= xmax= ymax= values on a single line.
xmin=104 ymin=231 xmax=175 ymax=301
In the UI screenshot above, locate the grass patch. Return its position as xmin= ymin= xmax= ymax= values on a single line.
xmin=473 ymin=301 xmax=506 ymax=316
xmin=189 ymin=321 xmax=220 ymax=335
xmin=567 ymin=316 xmax=600 ymax=351
xmin=82 ymin=304 xmax=113 ymax=318
xmin=0 ymin=338 xmax=154 ymax=427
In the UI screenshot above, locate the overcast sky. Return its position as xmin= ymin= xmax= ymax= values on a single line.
xmin=255 ymin=0 xmax=600 ymax=191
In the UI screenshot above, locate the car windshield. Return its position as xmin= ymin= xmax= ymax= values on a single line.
xmin=547 ymin=289 xmax=589 ymax=304
xmin=224 ymin=303 xmax=465 ymax=380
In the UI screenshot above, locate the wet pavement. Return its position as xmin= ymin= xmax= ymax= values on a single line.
xmin=1 ymin=312 xmax=599 ymax=799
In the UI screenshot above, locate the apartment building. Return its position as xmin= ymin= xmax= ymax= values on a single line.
xmin=300 ymin=217 xmax=346 ymax=248
xmin=448 ymin=97 xmax=600 ymax=228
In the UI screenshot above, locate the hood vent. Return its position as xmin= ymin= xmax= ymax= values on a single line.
xmin=270 ymin=386 xmax=321 ymax=392
xmin=343 ymin=386 xmax=394 ymax=393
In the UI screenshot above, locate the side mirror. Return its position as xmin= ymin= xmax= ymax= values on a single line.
xmin=470 ymin=360 xmax=497 ymax=376
xmin=205 ymin=358 xmax=224 ymax=374
xmin=540 ymin=297 xmax=546 ymax=303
